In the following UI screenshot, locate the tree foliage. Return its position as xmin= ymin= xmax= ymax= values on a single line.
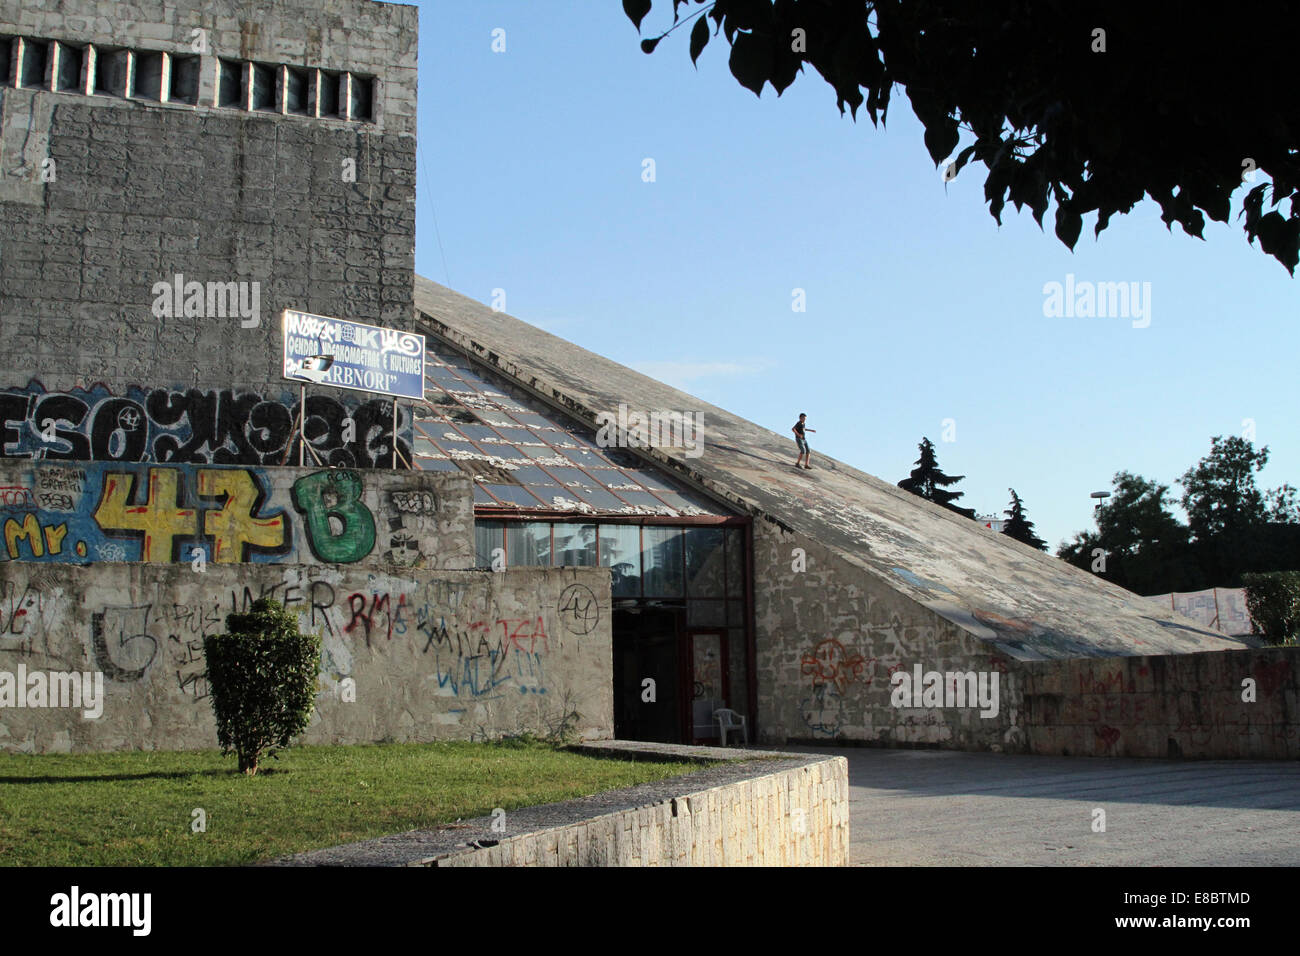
xmin=1001 ymin=488 xmax=1047 ymax=551
xmin=1241 ymin=571 xmax=1300 ymax=646
xmin=626 ymin=0 xmax=1300 ymax=272
xmin=1058 ymin=471 xmax=1194 ymax=594
xmin=897 ymin=436 xmax=975 ymax=519
xmin=203 ymin=599 xmax=322 ymax=776
xmin=1059 ymin=440 xmax=1300 ymax=594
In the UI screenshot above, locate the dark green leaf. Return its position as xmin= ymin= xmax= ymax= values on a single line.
xmin=1055 ymin=202 xmax=1083 ymax=248
xmin=923 ymin=117 xmax=960 ymax=167
xmin=624 ymin=0 xmax=653 ymax=33
xmin=690 ymin=14 xmax=710 ymax=65
xmin=729 ymin=31 xmax=770 ymax=96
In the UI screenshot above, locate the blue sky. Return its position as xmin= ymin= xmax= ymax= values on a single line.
xmin=410 ymin=0 xmax=1297 ymax=552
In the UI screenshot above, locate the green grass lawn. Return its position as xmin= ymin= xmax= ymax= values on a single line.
xmin=0 ymin=740 xmax=701 ymax=866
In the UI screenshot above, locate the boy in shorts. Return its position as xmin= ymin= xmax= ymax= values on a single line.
xmin=792 ymin=413 xmax=815 ymax=469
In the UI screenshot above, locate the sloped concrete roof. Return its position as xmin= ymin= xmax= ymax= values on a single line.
xmin=413 ymin=276 xmax=1247 ymax=662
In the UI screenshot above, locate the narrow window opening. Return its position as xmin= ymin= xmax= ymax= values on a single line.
xmin=350 ymin=74 xmax=374 ymax=122
xmin=285 ymin=66 xmax=309 ymax=114
xmin=55 ymin=43 xmax=84 ymax=93
xmin=216 ymin=57 xmax=242 ymax=108
xmin=250 ymin=61 xmax=276 ymax=111
xmin=318 ymin=69 xmax=341 ymax=117
xmin=169 ymin=53 xmax=199 ymax=104
xmin=133 ymin=50 xmax=163 ymax=101
xmin=92 ymin=47 xmax=129 ymax=97
xmin=19 ymin=38 xmax=49 ymax=90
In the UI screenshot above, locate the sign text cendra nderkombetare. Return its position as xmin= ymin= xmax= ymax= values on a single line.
xmin=282 ymin=309 xmax=426 ymax=400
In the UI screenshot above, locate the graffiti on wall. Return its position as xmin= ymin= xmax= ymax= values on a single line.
xmin=799 ymin=638 xmax=874 ymax=737
xmin=0 ymin=381 xmax=411 ymax=467
xmin=0 ymin=571 xmax=556 ymax=706
xmin=0 ymin=462 xmax=445 ymax=568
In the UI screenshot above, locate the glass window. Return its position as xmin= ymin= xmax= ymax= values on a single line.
xmin=527 ymin=483 xmax=572 ymax=508
xmin=641 ymin=527 xmax=683 ymax=597
xmin=546 ymin=466 xmax=593 ymax=488
xmin=416 ymin=457 xmax=458 ymax=472
xmin=553 ymin=522 xmax=596 ymax=567
xmin=570 ymin=486 xmax=631 ymax=511
xmin=476 ymin=443 xmax=528 ymax=460
xmin=506 ymin=522 xmax=551 ymax=566
xmin=611 ymin=490 xmax=673 ymax=510
xmin=685 ymin=527 xmax=726 ymax=598
xmin=726 ymin=527 xmax=745 ymax=598
xmin=687 ymin=600 xmax=726 ymax=627
xmin=599 ymin=525 xmax=641 ymax=598
xmin=727 ymin=599 xmax=745 ymax=626
xmin=474 ymin=520 xmax=503 ymax=569
xmin=510 ymin=465 xmax=558 ymax=486
xmin=427 ymin=366 xmax=466 ymax=387
xmin=481 ymin=484 xmax=544 ymax=508
xmin=727 ymin=628 xmax=747 ymax=718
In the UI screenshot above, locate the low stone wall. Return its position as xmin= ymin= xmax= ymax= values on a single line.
xmin=0 ymin=562 xmax=613 ymax=752
xmin=433 ymin=753 xmax=846 ymax=867
xmin=1022 ymin=645 xmax=1300 ymax=759
xmin=269 ymin=743 xmax=849 ymax=867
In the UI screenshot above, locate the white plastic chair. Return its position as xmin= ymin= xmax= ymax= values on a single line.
xmin=714 ymin=708 xmax=747 ymax=747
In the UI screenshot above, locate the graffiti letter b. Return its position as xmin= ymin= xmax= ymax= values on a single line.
xmin=291 ymin=470 xmax=376 ymax=563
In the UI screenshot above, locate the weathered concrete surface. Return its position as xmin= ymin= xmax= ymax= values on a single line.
xmin=267 ymin=743 xmax=849 ymax=867
xmin=0 ymin=460 xmax=471 ymax=570
xmin=0 ymin=563 xmax=613 ymax=752
xmin=1 ymin=0 xmax=417 ymax=408
xmin=784 ymin=745 xmax=1300 ymax=866
xmin=1023 ymin=646 xmax=1300 ymax=759
xmin=412 ymin=277 xmax=1242 ymax=664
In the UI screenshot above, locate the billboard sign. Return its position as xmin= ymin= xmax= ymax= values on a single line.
xmin=282 ymin=309 xmax=426 ymax=401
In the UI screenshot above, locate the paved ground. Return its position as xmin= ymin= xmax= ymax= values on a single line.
xmin=782 ymin=746 xmax=1300 ymax=866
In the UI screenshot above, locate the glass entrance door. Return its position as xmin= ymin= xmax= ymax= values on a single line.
xmin=687 ymin=631 xmax=728 ymax=744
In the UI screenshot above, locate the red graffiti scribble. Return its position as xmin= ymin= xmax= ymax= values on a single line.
xmin=344 ymin=592 xmax=407 ymax=647
xmin=800 ymin=639 xmax=871 ymax=694
xmin=1096 ymin=725 xmax=1121 ymax=753
xmin=1253 ymin=660 xmax=1291 ymax=698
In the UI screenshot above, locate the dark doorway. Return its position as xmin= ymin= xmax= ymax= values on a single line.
xmin=612 ymin=607 xmax=682 ymax=743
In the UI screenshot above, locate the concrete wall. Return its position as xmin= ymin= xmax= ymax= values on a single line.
xmin=428 ymin=753 xmax=849 ymax=867
xmin=1023 ymin=646 xmax=1300 ymax=759
xmin=0 ymin=562 xmax=614 ymax=753
xmin=0 ymin=460 xmax=470 ymax=569
xmin=753 ymin=517 xmax=1026 ymax=751
xmin=1 ymin=0 xmax=417 ymax=411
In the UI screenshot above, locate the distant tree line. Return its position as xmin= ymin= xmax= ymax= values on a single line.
xmin=896 ymin=434 xmax=1300 ymax=593
xmin=1059 ymin=436 xmax=1300 ymax=594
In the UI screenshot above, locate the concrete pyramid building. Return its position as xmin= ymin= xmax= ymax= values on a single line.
xmin=408 ymin=277 xmax=1279 ymax=758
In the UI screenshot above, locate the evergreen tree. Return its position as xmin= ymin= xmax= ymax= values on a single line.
xmin=1002 ymin=488 xmax=1047 ymax=551
xmin=898 ymin=437 xmax=976 ymax=519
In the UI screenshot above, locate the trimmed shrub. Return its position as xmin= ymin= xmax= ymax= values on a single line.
xmin=203 ymin=598 xmax=322 ymax=775
xmin=1242 ymin=571 xmax=1300 ymax=645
